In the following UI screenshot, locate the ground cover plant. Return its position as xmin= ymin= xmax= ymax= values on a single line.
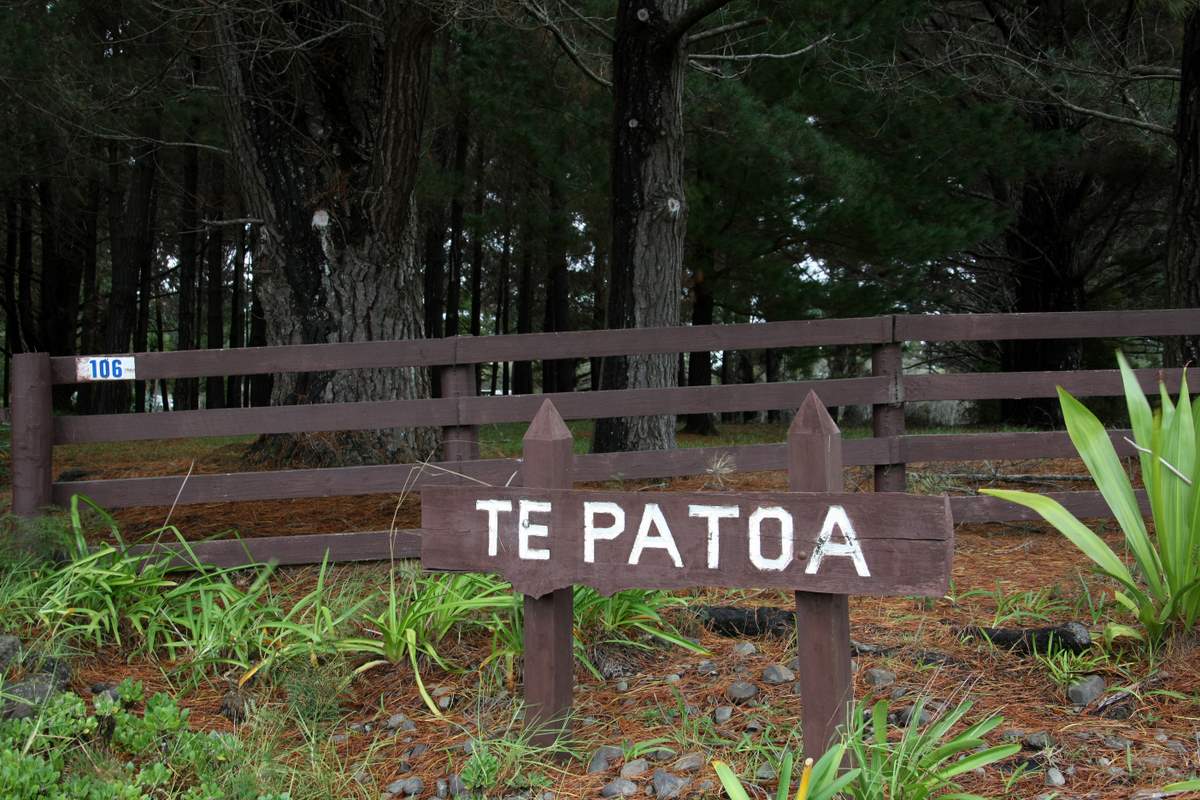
xmin=3 ymin=424 xmax=1200 ymax=798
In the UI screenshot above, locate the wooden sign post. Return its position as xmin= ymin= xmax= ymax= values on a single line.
xmin=421 ymin=393 xmax=953 ymax=758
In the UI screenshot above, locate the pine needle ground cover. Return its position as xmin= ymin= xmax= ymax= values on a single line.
xmin=2 ymin=428 xmax=1197 ymax=798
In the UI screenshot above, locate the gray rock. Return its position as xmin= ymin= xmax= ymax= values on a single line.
xmin=589 ymin=745 xmax=623 ymax=774
xmin=615 ymin=679 xmax=629 ymax=693
xmin=447 ymin=774 xmax=466 ymax=797
xmin=329 ymin=733 xmax=349 ymax=745
xmin=744 ymin=718 xmax=765 ymax=733
xmin=437 ymin=694 xmax=453 ymax=711
xmin=404 ymin=743 xmax=429 ymax=759
xmin=1001 ymin=729 xmax=1025 ymax=742
xmin=725 ymin=681 xmax=758 ymax=703
xmin=349 ymin=722 xmax=368 ymax=733
xmin=436 ymin=778 xmax=448 ymax=798
xmin=762 ymin=664 xmax=794 ymax=685
xmin=386 ymin=777 xmax=422 ymax=797
xmin=714 ymin=706 xmax=734 ymax=724
xmin=30 ymin=657 xmax=71 ymax=689
xmin=1165 ymin=740 xmax=1189 ymax=756
xmin=732 ymin=642 xmax=757 ymax=657
xmin=755 ymin=762 xmax=777 ymax=781
xmin=1066 ymin=674 xmax=1105 ymax=706
xmin=672 ymin=752 xmax=705 ymax=773
xmin=1044 ymin=767 xmax=1066 ymax=787
xmin=646 ymin=748 xmax=674 ymax=763
xmin=864 ymin=668 xmax=896 ymax=688
xmin=696 ymin=780 xmax=715 ymax=793
xmin=664 ymin=674 xmax=680 ymax=684
xmin=600 ymin=778 xmax=637 ymax=798
xmin=651 ymin=769 xmax=689 ymax=799
xmin=1023 ymin=732 xmax=1053 ymax=750
xmin=892 ymin=706 xmax=930 ymax=726
xmin=0 ymin=636 xmax=21 ymax=674
xmin=696 ymin=660 xmax=718 ymax=676
xmin=1101 ymin=735 xmax=1133 ymax=750
xmin=620 ymin=758 xmax=649 ymax=779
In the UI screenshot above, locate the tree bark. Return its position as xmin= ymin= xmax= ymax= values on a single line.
xmin=682 ymin=259 xmax=718 ymax=435
xmin=594 ymin=0 xmax=698 ymax=454
xmin=2 ymin=195 xmax=16 ymax=405
xmin=543 ymin=177 xmax=575 ymax=393
xmin=446 ymin=116 xmax=469 ymax=339
xmin=513 ymin=207 xmax=535 ymax=395
xmin=216 ymin=3 xmax=437 ymax=461
xmin=17 ymin=178 xmax=34 ymax=354
xmin=226 ymin=220 xmax=247 ymax=408
xmin=174 ymin=144 xmax=200 ymax=411
xmin=205 ymin=158 xmax=226 ymax=409
xmin=1167 ymin=8 xmax=1200 ymax=367
xmin=492 ymin=213 xmax=512 ymax=396
xmin=248 ymin=245 xmax=272 ymax=408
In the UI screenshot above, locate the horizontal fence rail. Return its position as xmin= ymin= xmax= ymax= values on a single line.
xmin=10 ymin=308 xmax=1199 ymax=568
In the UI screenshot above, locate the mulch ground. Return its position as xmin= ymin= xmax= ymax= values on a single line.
xmin=28 ymin=440 xmax=1200 ymax=798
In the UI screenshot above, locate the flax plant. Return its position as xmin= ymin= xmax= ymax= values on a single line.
xmin=983 ymin=353 xmax=1200 ymax=643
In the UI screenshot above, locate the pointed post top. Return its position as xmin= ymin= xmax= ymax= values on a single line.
xmin=789 ymin=390 xmax=840 ymax=437
xmin=524 ymin=399 xmax=573 ymax=443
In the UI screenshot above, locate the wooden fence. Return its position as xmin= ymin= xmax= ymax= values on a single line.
xmin=8 ymin=309 xmax=1198 ymax=567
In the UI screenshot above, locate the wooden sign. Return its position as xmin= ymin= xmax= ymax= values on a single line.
xmin=421 ymin=487 xmax=952 ymax=599
xmin=75 ymin=355 xmax=136 ymax=381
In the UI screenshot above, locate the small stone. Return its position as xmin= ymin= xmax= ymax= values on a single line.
xmin=864 ymin=668 xmax=896 ymax=688
xmin=389 ymin=777 xmax=422 ymax=796
xmin=1165 ymin=740 xmax=1189 ymax=756
xmin=725 ymin=681 xmax=758 ymax=703
xmin=714 ymin=706 xmax=734 ymax=724
xmin=386 ymin=714 xmax=415 ymax=732
xmin=732 ymin=642 xmax=757 ymax=657
xmin=0 ymin=674 xmax=60 ymax=720
xmin=329 ymin=733 xmax=349 ymax=745
xmin=696 ymin=660 xmax=718 ymax=676
xmin=1101 ymin=735 xmax=1133 ymax=750
xmin=0 ymin=636 xmax=21 ymax=674
xmin=589 ymin=745 xmax=623 ymax=774
xmin=745 ymin=718 xmax=765 ymax=733
xmin=1044 ymin=767 xmax=1066 ymax=787
xmin=620 ymin=758 xmax=649 ymax=779
xmin=1023 ymin=732 xmax=1053 ymax=750
xmin=1001 ymin=729 xmax=1025 ymax=742
xmin=890 ymin=687 xmax=908 ymax=701
xmin=1066 ymin=674 xmax=1105 ymax=706
xmin=437 ymin=695 xmax=453 ymax=710
xmin=600 ymin=778 xmax=637 ymax=797
xmin=665 ymin=674 xmax=680 ymax=684
xmin=672 ymin=752 xmax=704 ymax=773
xmin=349 ymin=722 xmax=367 ymax=733
xmin=436 ymin=778 xmax=448 ymax=799
xmin=755 ymin=762 xmax=777 ymax=781
xmin=651 ymin=769 xmax=689 ymax=799
xmin=696 ymin=781 xmax=714 ymax=793
xmin=892 ymin=706 xmax=930 ymax=726
xmin=762 ymin=664 xmax=794 ymax=685
xmin=615 ymin=679 xmax=629 ymax=692
xmin=646 ymin=748 xmax=674 ymax=763
xmin=448 ymin=774 xmax=466 ymax=797
xmin=405 ymin=743 xmax=430 ymax=759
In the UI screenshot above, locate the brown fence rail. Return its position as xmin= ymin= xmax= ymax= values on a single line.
xmin=10 ymin=309 xmax=1198 ymax=568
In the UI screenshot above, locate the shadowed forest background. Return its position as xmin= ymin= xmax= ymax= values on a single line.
xmin=1 ymin=0 xmax=1197 ymax=457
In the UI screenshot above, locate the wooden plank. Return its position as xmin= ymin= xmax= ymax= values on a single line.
xmin=440 ymin=364 xmax=480 ymax=461
xmin=11 ymin=354 xmax=54 ymax=516
xmin=515 ymin=400 xmax=575 ymax=747
xmin=899 ymin=430 xmax=1135 ymax=463
xmin=951 ymin=490 xmax=1148 ymax=523
xmin=789 ymin=392 xmax=855 ymax=762
xmin=871 ymin=342 xmax=906 ymax=492
xmin=127 ymin=530 xmax=420 ymax=568
xmin=905 ymin=368 xmax=1184 ymax=403
xmin=50 ymin=338 xmax=458 ymax=385
xmin=54 ymin=458 xmax=523 ymax=509
xmin=456 ymin=317 xmax=893 ymax=364
xmin=420 ymin=486 xmax=954 ymax=598
xmin=53 ymin=397 xmax=458 ymax=444
xmin=896 ymin=309 xmax=1200 ymax=343
xmin=458 ymin=377 xmax=891 ymax=425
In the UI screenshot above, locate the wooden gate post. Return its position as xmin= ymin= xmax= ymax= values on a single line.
xmin=521 ymin=400 xmax=574 ymax=747
xmin=11 ymin=353 xmax=53 ymax=517
xmin=440 ymin=364 xmax=479 ymax=462
xmin=871 ymin=341 xmax=906 ymax=493
xmin=789 ymin=391 xmax=853 ymax=761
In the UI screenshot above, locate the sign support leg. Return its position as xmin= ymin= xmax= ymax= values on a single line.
xmin=788 ymin=391 xmax=853 ymax=761
xmin=520 ymin=400 xmax=574 ymax=748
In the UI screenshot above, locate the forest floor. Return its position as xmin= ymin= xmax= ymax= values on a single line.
xmin=2 ymin=422 xmax=1199 ymax=799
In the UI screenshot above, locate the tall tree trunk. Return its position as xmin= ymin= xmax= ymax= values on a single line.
xmin=134 ymin=192 xmax=156 ymax=413
xmin=217 ymin=4 xmax=438 ymax=461
xmin=682 ymin=260 xmax=718 ymax=435
xmin=17 ymin=178 xmax=34 ymax=354
xmin=719 ymin=350 xmax=736 ymax=423
xmin=174 ymin=144 xmax=200 ymax=411
xmin=76 ymin=181 xmax=101 ymax=413
xmin=226 ymin=220 xmax=247 ymax=408
xmin=97 ymin=133 xmax=158 ymax=415
xmin=590 ymin=236 xmax=607 ymax=390
xmin=446 ymin=116 xmax=469 ymax=339
xmin=470 ymin=140 xmax=486 ymax=388
xmin=205 ymin=159 xmax=226 ymax=409
xmin=492 ymin=217 xmax=512 ymax=396
xmin=513 ymin=211 xmax=535 ymax=395
xmin=542 ymin=177 xmax=575 ymax=393
xmin=2 ymin=195 xmax=16 ymax=404
xmin=594 ymin=0 xmax=700 ymax=453
xmin=248 ymin=243 xmax=272 ymax=407
xmin=155 ymin=294 xmax=170 ymax=412
xmin=1167 ymin=8 xmax=1200 ymax=367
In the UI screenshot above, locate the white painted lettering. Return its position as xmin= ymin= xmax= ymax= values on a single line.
xmin=475 ymin=499 xmax=513 ymax=557
xmin=583 ymin=501 xmax=625 ymax=563
xmin=748 ymin=506 xmax=793 ymax=571
xmin=627 ymin=503 xmax=683 ymax=568
xmin=805 ymin=505 xmax=870 ymax=577
xmin=688 ymin=504 xmax=740 ymax=568
xmin=518 ymin=499 xmax=552 ymax=561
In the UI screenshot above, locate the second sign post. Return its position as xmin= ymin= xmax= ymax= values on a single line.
xmin=421 ymin=392 xmax=955 ymax=758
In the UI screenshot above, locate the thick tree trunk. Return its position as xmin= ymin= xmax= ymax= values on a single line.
xmin=76 ymin=182 xmax=101 ymax=413
xmin=1167 ymin=8 xmax=1200 ymax=367
xmin=36 ymin=174 xmax=86 ymax=410
xmin=217 ymin=4 xmax=437 ymax=461
xmin=2 ymin=196 xmax=16 ymax=404
xmin=590 ymin=236 xmax=607 ymax=390
xmin=174 ymin=145 xmax=200 ymax=411
xmin=492 ymin=219 xmax=512 ymax=396
xmin=446 ymin=117 xmax=469 ymax=339
xmin=134 ymin=219 xmax=153 ymax=413
xmin=205 ymin=159 xmax=226 ymax=409
xmin=470 ymin=141 xmax=486 ymax=389
xmin=543 ymin=178 xmax=575 ymax=393
xmin=96 ymin=135 xmax=158 ymax=414
xmin=17 ymin=179 xmax=34 ymax=354
xmin=226 ymin=220 xmax=247 ymax=408
xmin=513 ymin=210 xmax=535 ymax=395
xmin=248 ymin=256 xmax=272 ymax=408
xmin=682 ymin=261 xmax=718 ymax=435
xmin=593 ymin=0 xmax=691 ymax=454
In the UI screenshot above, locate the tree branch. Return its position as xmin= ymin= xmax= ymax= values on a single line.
xmin=688 ymin=33 xmax=833 ymax=62
xmin=686 ymin=16 xmax=769 ymax=46
xmin=666 ymin=0 xmax=736 ymax=45
xmin=520 ymin=0 xmax=612 ymax=88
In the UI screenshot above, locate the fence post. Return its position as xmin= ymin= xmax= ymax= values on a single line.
xmin=440 ymin=364 xmax=479 ymax=463
xmin=871 ymin=339 xmax=906 ymax=493
xmin=789 ymin=391 xmax=853 ymax=762
xmin=12 ymin=353 xmax=53 ymax=517
xmin=521 ymin=400 xmax=575 ymax=749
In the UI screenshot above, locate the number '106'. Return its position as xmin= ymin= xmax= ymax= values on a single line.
xmin=88 ymin=359 xmax=124 ymax=379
